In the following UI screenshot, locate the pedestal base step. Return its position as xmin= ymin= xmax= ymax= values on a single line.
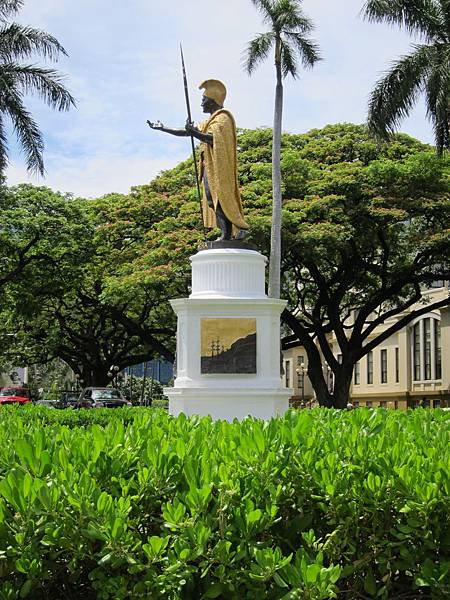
xmin=164 ymin=386 xmax=292 ymax=421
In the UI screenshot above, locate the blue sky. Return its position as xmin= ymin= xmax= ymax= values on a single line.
xmin=5 ymin=0 xmax=433 ymax=198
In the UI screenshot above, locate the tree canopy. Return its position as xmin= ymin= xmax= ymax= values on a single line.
xmin=0 ymin=185 xmax=180 ymax=387
xmin=111 ymin=123 xmax=450 ymax=407
xmin=1 ymin=124 xmax=449 ymax=405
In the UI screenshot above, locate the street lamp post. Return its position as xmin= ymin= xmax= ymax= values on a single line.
xmin=113 ymin=365 xmax=120 ymax=386
xmin=108 ymin=365 xmax=120 ymax=387
xmin=324 ymin=365 xmax=334 ymax=394
xmin=296 ymin=363 xmax=308 ymax=408
xmin=128 ymin=367 xmax=133 ymax=403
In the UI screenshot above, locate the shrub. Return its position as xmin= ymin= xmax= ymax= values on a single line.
xmin=0 ymin=406 xmax=448 ymax=599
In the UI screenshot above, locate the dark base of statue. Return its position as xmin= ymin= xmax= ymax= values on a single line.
xmin=200 ymin=239 xmax=258 ymax=251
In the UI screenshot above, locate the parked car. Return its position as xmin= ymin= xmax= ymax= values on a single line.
xmin=75 ymin=387 xmax=132 ymax=409
xmin=58 ymin=390 xmax=80 ymax=409
xmin=35 ymin=398 xmax=58 ymax=409
xmin=0 ymin=387 xmax=32 ymax=405
xmin=36 ymin=390 xmax=80 ymax=409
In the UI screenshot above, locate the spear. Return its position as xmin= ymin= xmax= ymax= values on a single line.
xmin=180 ymin=44 xmax=206 ymax=236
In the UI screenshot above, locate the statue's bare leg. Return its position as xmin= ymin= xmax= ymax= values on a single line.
xmin=215 ymin=204 xmax=232 ymax=241
xmin=204 ymin=174 xmax=232 ymax=240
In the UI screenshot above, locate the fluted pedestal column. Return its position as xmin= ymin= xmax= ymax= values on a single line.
xmin=164 ymin=246 xmax=292 ymax=420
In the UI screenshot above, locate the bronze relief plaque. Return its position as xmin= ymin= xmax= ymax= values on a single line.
xmin=201 ymin=318 xmax=257 ymax=374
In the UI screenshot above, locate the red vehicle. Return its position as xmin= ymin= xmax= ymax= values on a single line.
xmin=0 ymin=387 xmax=32 ymax=405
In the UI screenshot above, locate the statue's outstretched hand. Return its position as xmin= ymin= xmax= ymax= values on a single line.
xmin=185 ymin=120 xmax=198 ymax=135
xmin=147 ymin=120 xmax=164 ymax=130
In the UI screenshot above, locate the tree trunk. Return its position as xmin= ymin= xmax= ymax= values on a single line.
xmin=78 ymin=362 xmax=112 ymax=388
xmin=307 ymin=358 xmax=333 ymax=408
xmin=268 ymin=38 xmax=283 ymax=299
xmin=330 ymin=369 xmax=353 ymax=409
xmin=308 ymin=362 xmax=352 ymax=409
xmin=281 ymin=309 xmax=354 ymax=409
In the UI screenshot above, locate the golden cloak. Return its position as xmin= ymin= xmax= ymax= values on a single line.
xmin=198 ymin=109 xmax=248 ymax=231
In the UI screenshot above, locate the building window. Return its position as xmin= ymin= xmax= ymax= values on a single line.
xmin=353 ymin=401 xmax=359 ymax=408
xmin=411 ymin=316 xmax=441 ymax=382
xmin=434 ymin=399 xmax=441 ymax=408
xmin=297 ymin=355 xmax=304 ymax=366
xmin=430 ymin=279 xmax=445 ymax=288
xmin=424 ymin=319 xmax=431 ymax=380
xmin=435 ymin=320 xmax=442 ymax=379
xmin=285 ymin=361 xmax=291 ymax=388
xmin=395 ymin=347 xmax=399 ymax=383
xmin=337 ymin=353 xmax=343 ymax=364
xmin=381 ymin=349 xmax=387 ymax=384
xmin=354 ymin=361 xmax=360 ymax=385
xmin=366 ymin=400 xmax=373 ymax=408
xmin=413 ymin=323 xmax=421 ymax=380
xmin=394 ymin=400 xmax=398 ymax=410
xmin=367 ymin=351 xmax=373 ymax=384
xmin=379 ymin=400 xmax=387 ymax=408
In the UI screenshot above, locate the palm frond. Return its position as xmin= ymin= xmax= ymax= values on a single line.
xmin=0 ymin=24 xmax=68 ymax=61
xmin=439 ymin=0 xmax=450 ymax=37
xmin=272 ymin=0 xmax=314 ymax=34
xmin=424 ymin=44 xmax=450 ymax=154
xmin=0 ymin=0 xmax=74 ymax=176
xmin=243 ymin=32 xmax=274 ymax=74
xmin=1 ymin=63 xmax=75 ymax=111
xmin=246 ymin=0 xmax=320 ymax=78
xmin=286 ymin=31 xmax=322 ymax=67
xmin=1 ymin=82 xmax=44 ymax=174
xmin=249 ymin=0 xmax=276 ymax=26
xmin=367 ymin=44 xmax=433 ymax=139
xmin=280 ymin=39 xmax=298 ymax=78
xmin=362 ymin=0 xmax=445 ymax=42
xmin=0 ymin=0 xmax=22 ymax=22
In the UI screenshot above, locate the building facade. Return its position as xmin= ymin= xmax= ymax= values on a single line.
xmin=282 ymin=285 xmax=450 ymax=409
xmin=128 ymin=359 xmax=173 ymax=386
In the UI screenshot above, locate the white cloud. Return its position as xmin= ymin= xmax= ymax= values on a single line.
xmin=6 ymin=150 xmax=188 ymax=198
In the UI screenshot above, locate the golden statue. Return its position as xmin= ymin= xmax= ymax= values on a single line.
xmin=148 ymin=79 xmax=248 ymax=241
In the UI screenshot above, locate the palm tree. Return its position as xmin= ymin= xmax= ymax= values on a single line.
xmin=0 ymin=0 xmax=75 ymax=175
xmin=362 ymin=0 xmax=450 ymax=155
xmin=244 ymin=0 xmax=321 ymax=298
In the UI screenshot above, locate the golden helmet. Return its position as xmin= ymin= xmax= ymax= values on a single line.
xmin=199 ymin=79 xmax=227 ymax=106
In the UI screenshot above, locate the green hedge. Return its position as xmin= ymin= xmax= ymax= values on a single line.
xmin=0 ymin=406 xmax=449 ymax=599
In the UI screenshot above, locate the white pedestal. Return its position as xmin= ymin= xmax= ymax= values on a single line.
xmin=164 ymin=247 xmax=292 ymax=421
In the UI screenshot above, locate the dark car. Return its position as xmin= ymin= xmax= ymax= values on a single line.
xmin=36 ymin=389 xmax=80 ymax=409
xmin=58 ymin=390 xmax=80 ymax=408
xmin=0 ymin=387 xmax=32 ymax=405
xmin=76 ymin=387 xmax=132 ymax=409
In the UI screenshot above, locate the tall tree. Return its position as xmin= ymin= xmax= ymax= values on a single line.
xmin=362 ymin=0 xmax=450 ymax=155
xmin=0 ymin=0 xmax=75 ymax=175
xmin=0 ymin=185 xmax=179 ymax=387
xmin=244 ymin=0 xmax=321 ymax=298
xmin=279 ymin=124 xmax=450 ymax=408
